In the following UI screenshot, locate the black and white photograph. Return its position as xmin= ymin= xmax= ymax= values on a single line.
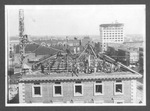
xmin=5 ymin=5 xmax=145 ymax=106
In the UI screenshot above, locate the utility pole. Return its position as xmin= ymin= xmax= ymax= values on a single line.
xmin=19 ymin=9 xmax=28 ymax=74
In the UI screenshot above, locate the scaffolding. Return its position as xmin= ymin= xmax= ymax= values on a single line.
xmin=19 ymin=9 xmax=28 ymax=74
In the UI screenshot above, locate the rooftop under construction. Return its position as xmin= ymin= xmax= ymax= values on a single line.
xmin=17 ymin=9 xmax=141 ymax=78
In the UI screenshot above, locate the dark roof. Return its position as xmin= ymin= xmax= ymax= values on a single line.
xmin=50 ymin=45 xmax=65 ymax=50
xmin=33 ymin=39 xmax=80 ymax=44
xmin=83 ymin=37 xmax=90 ymax=39
xmin=100 ymin=23 xmax=124 ymax=27
xmin=19 ymin=71 xmax=142 ymax=82
xmin=33 ymin=46 xmax=60 ymax=55
xmin=15 ymin=43 xmax=40 ymax=53
xmin=15 ymin=42 xmax=65 ymax=55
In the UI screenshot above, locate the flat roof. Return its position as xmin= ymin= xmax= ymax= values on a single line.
xmin=100 ymin=23 xmax=124 ymax=27
xmin=19 ymin=71 xmax=142 ymax=82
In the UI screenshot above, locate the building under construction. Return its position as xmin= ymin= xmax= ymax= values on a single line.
xmin=18 ymin=43 xmax=142 ymax=104
xmin=13 ymin=9 xmax=143 ymax=104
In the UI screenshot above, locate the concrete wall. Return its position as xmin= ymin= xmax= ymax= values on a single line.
xmin=23 ymin=79 xmax=132 ymax=103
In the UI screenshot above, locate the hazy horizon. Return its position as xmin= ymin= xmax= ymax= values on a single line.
xmin=6 ymin=5 xmax=145 ymax=37
xmin=9 ymin=33 xmax=144 ymax=38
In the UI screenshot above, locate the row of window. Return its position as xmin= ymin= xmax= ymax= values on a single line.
xmin=103 ymin=41 xmax=123 ymax=43
xmin=103 ymin=35 xmax=123 ymax=37
xmin=103 ymin=34 xmax=123 ymax=36
xmin=103 ymin=33 xmax=123 ymax=34
xmin=106 ymin=40 xmax=124 ymax=42
xmin=103 ymin=41 xmax=124 ymax=43
xmin=103 ymin=37 xmax=123 ymax=39
xmin=104 ymin=35 xmax=123 ymax=37
xmin=103 ymin=39 xmax=123 ymax=41
xmin=32 ymin=80 xmax=123 ymax=97
xmin=103 ymin=27 xmax=123 ymax=30
xmin=103 ymin=30 xmax=123 ymax=32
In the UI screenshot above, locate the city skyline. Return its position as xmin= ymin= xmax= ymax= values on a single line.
xmin=6 ymin=5 xmax=145 ymax=37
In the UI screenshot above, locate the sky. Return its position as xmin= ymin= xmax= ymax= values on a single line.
xmin=6 ymin=5 xmax=145 ymax=37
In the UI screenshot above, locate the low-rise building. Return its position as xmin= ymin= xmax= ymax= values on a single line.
xmin=81 ymin=36 xmax=92 ymax=46
xmin=18 ymin=43 xmax=142 ymax=104
xmin=123 ymin=41 xmax=143 ymax=48
xmin=106 ymin=43 xmax=142 ymax=66
xmin=19 ymin=71 xmax=142 ymax=104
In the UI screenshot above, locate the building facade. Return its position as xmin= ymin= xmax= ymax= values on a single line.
xmin=129 ymin=51 xmax=139 ymax=64
xmin=19 ymin=72 xmax=142 ymax=104
xmin=106 ymin=43 xmax=141 ymax=66
xmin=99 ymin=23 xmax=124 ymax=52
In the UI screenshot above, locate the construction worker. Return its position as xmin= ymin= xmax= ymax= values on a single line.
xmin=41 ymin=63 xmax=44 ymax=73
xmin=71 ymin=62 xmax=78 ymax=77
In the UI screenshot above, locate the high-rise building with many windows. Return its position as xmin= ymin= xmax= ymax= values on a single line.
xmin=99 ymin=22 xmax=124 ymax=52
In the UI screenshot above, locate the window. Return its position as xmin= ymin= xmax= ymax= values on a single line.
xmin=53 ymin=82 xmax=63 ymax=97
xmin=74 ymin=81 xmax=83 ymax=96
xmin=32 ymin=83 xmax=42 ymax=97
xmin=94 ymin=81 xmax=104 ymax=95
xmin=114 ymin=80 xmax=123 ymax=95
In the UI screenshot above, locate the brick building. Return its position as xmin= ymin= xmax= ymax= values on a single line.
xmin=18 ymin=44 xmax=142 ymax=104
xmin=106 ymin=43 xmax=141 ymax=66
xmin=19 ymin=71 xmax=142 ymax=104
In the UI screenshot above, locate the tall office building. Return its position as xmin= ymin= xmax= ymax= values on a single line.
xmin=99 ymin=22 xmax=124 ymax=52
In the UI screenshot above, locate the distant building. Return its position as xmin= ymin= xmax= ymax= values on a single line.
xmin=106 ymin=46 xmax=130 ymax=66
xmin=117 ymin=49 xmax=130 ymax=66
xmin=123 ymin=41 xmax=143 ymax=49
xmin=129 ymin=51 xmax=139 ymax=64
xmin=33 ymin=38 xmax=82 ymax=54
xmin=33 ymin=38 xmax=81 ymax=47
xmin=99 ymin=22 xmax=124 ymax=52
xmin=124 ymin=34 xmax=143 ymax=42
xmin=81 ymin=36 xmax=92 ymax=46
xmin=106 ymin=44 xmax=141 ymax=66
xmin=15 ymin=43 xmax=39 ymax=54
xmin=8 ymin=40 xmax=19 ymax=61
xmin=94 ymin=42 xmax=102 ymax=54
